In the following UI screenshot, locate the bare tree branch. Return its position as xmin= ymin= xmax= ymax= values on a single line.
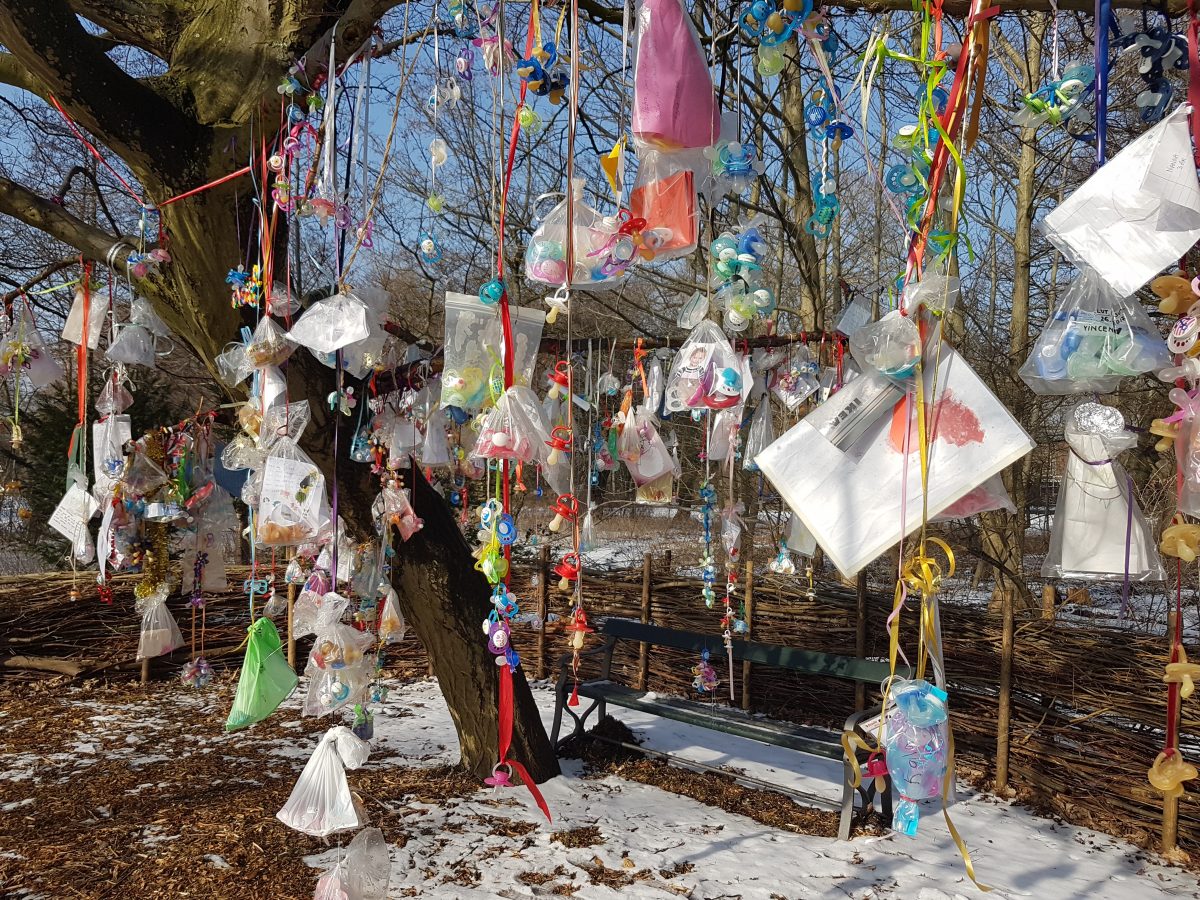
xmin=68 ymin=0 xmax=186 ymax=59
xmin=0 ymin=175 xmax=134 ymax=274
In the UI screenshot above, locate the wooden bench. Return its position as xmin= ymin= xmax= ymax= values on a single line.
xmin=550 ymin=617 xmax=907 ymax=840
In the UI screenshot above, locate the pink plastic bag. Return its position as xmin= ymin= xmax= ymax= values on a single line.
xmin=632 ymin=0 xmax=720 ymax=150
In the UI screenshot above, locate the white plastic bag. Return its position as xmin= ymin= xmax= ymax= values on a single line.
xmin=1041 ymin=105 xmax=1200 ymax=297
xmin=1019 ymin=268 xmax=1169 ymax=395
xmin=106 ymin=325 xmax=156 ymax=368
xmin=61 ymin=285 xmax=106 ymax=349
xmin=742 ymin=398 xmax=775 ymax=471
xmin=1043 ymin=402 xmax=1164 ymax=582
xmin=136 ymin=587 xmax=184 ymax=660
xmin=276 ymin=726 xmax=371 ymax=837
xmin=289 ymin=293 xmax=371 ymax=354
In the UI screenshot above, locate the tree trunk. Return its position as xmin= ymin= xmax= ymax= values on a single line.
xmin=392 ymin=469 xmax=560 ymax=783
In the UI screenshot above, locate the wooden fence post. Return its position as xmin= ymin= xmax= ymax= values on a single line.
xmin=638 ymin=552 xmax=652 ymax=691
xmin=286 ymin=581 xmax=297 ymax=671
xmin=536 ymin=545 xmax=549 ymax=681
xmin=1041 ymin=583 xmax=1056 ymax=622
xmin=140 ymin=656 xmax=150 ymax=686
xmin=1163 ymin=611 xmax=1181 ymax=855
xmin=995 ymin=587 xmax=1015 ymax=792
xmin=741 ymin=565 xmax=755 ymax=711
xmin=854 ymin=570 xmax=867 ymax=712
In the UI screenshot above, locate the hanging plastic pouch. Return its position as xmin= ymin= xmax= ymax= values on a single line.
xmin=288 ymin=292 xmax=370 ymax=354
xmin=525 ymin=181 xmax=631 ymax=288
xmin=106 ymin=324 xmax=157 ymax=368
xmin=136 ymin=587 xmax=184 ymax=659
xmin=378 ymin=586 xmax=407 ymax=644
xmin=1042 ymin=402 xmax=1164 ymax=581
xmin=131 ymin=297 xmax=171 ymax=337
xmin=773 ymin=344 xmax=820 ymax=410
xmin=440 ymin=292 xmax=545 ymax=410
xmin=632 ymin=0 xmax=720 ymax=150
xmin=246 ymin=316 xmax=296 ymax=368
xmin=304 ymin=623 xmax=376 ymax=717
xmin=663 ymin=320 xmax=739 ymax=413
xmin=1019 ymin=268 xmax=1169 ymax=395
xmin=620 ymin=409 xmax=674 ymax=485
xmin=93 ymin=414 xmax=131 ymax=498
xmin=629 ymin=149 xmax=698 ymax=259
xmin=226 ymin=617 xmax=299 ymax=731
xmin=421 ymin=410 xmax=451 ymax=467
xmin=276 ymin=725 xmax=371 ymax=837
xmin=61 ymin=285 xmax=106 ymax=349
xmin=7 ymin=307 xmax=62 ymax=389
xmin=96 ymin=377 xmax=134 ymax=417
xmin=257 ymin=438 xmax=331 ymax=546
xmin=742 ymin=398 xmax=775 ymax=471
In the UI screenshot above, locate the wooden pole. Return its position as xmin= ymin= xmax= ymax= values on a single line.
xmin=995 ymin=587 xmax=1015 ymax=792
xmin=536 ymin=545 xmax=550 ymax=681
xmin=1163 ymin=611 xmax=1181 ymax=855
xmin=286 ymin=581 xmax=297 ymax=671
xmin=854 ymin=570 xmax=867 ymax=712
xmin=1041 ymin=583 xmax=1056 ymax=622
xmin=741 ymin=565 xmax=755 ymax=711
xmin=638 ymin=552 xmax=652 ymax=691
xmin=140 ymin=656 xmax=149 ymax=686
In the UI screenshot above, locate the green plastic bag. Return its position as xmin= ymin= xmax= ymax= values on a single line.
xmin=225 ymin=617 xmax=298 ymax=732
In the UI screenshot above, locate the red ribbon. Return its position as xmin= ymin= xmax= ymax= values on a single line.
xmin=498 ymin=663 xmax=552 ymax=821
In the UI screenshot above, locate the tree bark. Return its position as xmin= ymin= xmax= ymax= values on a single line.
xmin=391 ymin=469 xmax=560 ymax=783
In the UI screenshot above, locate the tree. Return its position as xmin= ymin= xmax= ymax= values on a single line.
xmin=0 ymin=0 xmax=555 ymax=784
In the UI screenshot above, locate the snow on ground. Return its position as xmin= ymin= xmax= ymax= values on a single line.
xmin=304 ymin=678 xmax=1200 ymax=900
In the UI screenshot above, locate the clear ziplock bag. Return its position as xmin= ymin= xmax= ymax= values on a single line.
xmin=257 ymin=437 xmax=331 ymax=547
xmin=226 ymin=617 xmax=298 ymax=731
xmin=620 ymin=407 xmax=674 ymax=486
xmin=707 ymin=405 xmax=742 ymax=465
xmin=246 ymin=316 xmax=296 ymax=368
xmin=1043 ymin=402 xmax=1164 ymax=581
xmin=628 ymin=149 xmax=698 ymax=260
xmin=93 ymin=414 xmax=131 ymax=499
xmin=420 ymin=410 xmax=451 ymax=468
xmin=440 ymin=292 xmax=545 ymax=410
xmin=136 ymin=586 xmax=184 ymax=660
xmin=6 ymin=306 xmax=62 ymax=389
xmin=304 ymin=623 xmax=376 ymax=717
xmin=632 ymin=0 xmax=720 ymax=150
xmin=849 ymin=310 xmax=922 ymax=382
xmin=106 ymin=325 xmax=156 ymax=368
xmin=276 ymin=725 xmax=371 ymax=837
xmin=664 ymin=320 xmax=740 ymax=413
xmin=742 ymin=397 xmax=775 ymax=471
xmin=288 ymin=292 xmax=371 ymax=354
xmin=525 ymin=180 xmax=632 ymax=288
xmin=216 ymin=339 xmax=254 ymax=387
xmin=773 ymin=344 xmax=820 ymax=410
xmin=1019 ymin=268 xmax=1169 ymax=395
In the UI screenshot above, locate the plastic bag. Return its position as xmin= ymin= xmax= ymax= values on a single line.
xmin=629 ymin=149 xmax=698 ymax=259
xmin=440 ymin=292 xmax=545 ymax=410
xmin=1019 ymin=268 xmax=1169 ymax=395
xmin=93 ymin=414 xmax=131 ymax=499
xmin=473 ymin=386 xmax=552 ymax=462
xmin=1041 ymin=105 xmax=1200 ymax=297
xmin=742 ymin=398 xmax=775 ymax=471
xmin=304 ymin=623 xmax=375 ymax=717
xmin=216 ymin=339 xmax=254 ymax=387
xmin=338 ymin=325 xmax=388 ymax=380
xmin=121 ymin=449 xmax=169 ymax=496
xmin=276 ymin=725 xmax=370 ymax=837
xmin=374 ymin=481 xmax=423 ymax=541
xmin=106 ymin=325 xmax=156 ymax=368
xmin=663 ymin=320 xmax=740 ymax=413
xmin=883 ymin=678 xmax=950 ymax=836
xmin=632 ymin=0 xmax=720 ymax=150
xmin=312 ymin=827 xmax=390 ymax=900
xmin=388 ymin=416 xmax=422 ymax=466
xmin=96 ymin=377 xmax=134 ymax=417
xmin=420 ymin=410 xmax=451 ymax=467
xmin=773 ymin=345 xmax=820 ymax=410
xmin=619 ymin=407 xmax=674 ymax=486
xmin=378 ymin=586 xmax=406 ymax=644
xmin=849 ymin=310 xmax=922 ymax=381
xmin=706 ymin=405 xmax=742 ymax=465
xmin=1043 ymin=402 xmax=1164 ymax=581
xmin=226 ymin=617 xmax=298 ymax=731
xmin=4 ymin=306 xmax=62 ymax=389
xmin=246 ymin=317 xmax=296 ymax=368
xmin=61 ymin=285 xmax=106 ymax=349
xmin=257 ymin=438 xmax=331 ymax=547
xmin=932 ymin=473 xmax=1016 ymax=521
xmin=136 ymin=587 xmax=184 ymax=660
xmin=525 ymin=180 xmax=632 ymax=288
xmin=261 ymin=400 xmax=311 ymax=452
xmin=289 ymin=293 xmax=371 ymax=354
xmin=131 ymin=296 xmax=171 ymax=337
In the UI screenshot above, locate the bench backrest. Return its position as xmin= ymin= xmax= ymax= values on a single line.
xmin=600 ymin=617 xmax=903 ymax=685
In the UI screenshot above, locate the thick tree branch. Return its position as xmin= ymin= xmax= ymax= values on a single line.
xmin=0 ymin=49 xmax=45 ymax=99
xmin=0 ymin=0 xmax=205 ymax=186
xmin=68 ymin=0 xmax=184 ymax=59
xmin=0 ymin=176 xmax=134 ymax=275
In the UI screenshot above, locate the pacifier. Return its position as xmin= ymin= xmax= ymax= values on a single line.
xmin=1148 ymin=749 xmax=1198 ymax=798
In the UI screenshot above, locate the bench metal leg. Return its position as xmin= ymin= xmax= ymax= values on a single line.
xmin=838 ymin=757 xmax=856 ymax=840
xmin=550 ymin=675 xmax=568 ymax=747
